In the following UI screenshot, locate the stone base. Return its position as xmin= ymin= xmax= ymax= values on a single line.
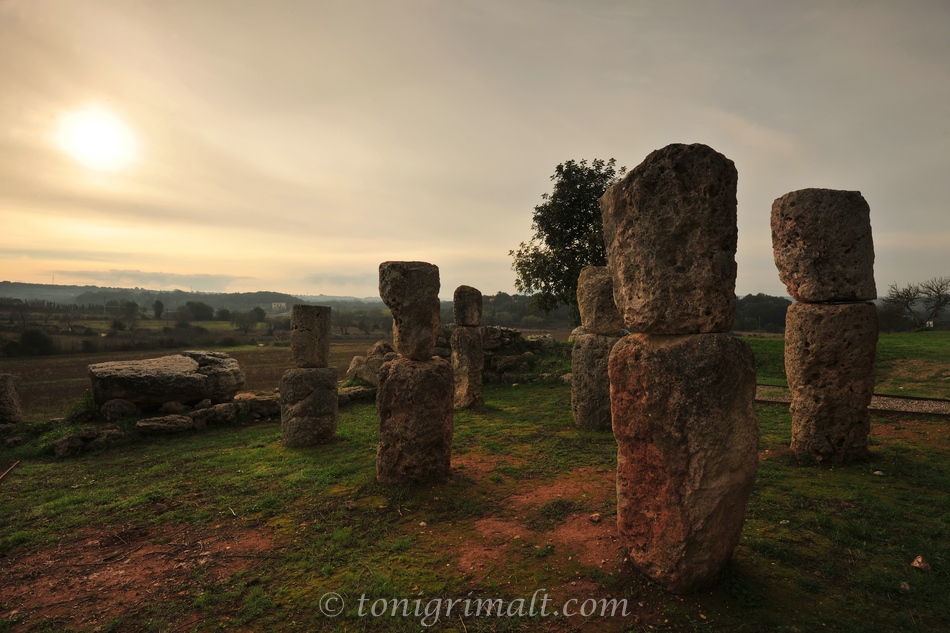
xmin=451 ymin=326 xmax=483 ymax=409
xmin=0 ymin=373 xmax=23 ymax=424
xmin=609 ymin=333 xmax=758 ymax=593
xmin=571 ymin=333 xmax=619 ymax=430
xmin=280 ymin=368 xmax=339 ymax=447
xmin=785 ymin=302 xmax=878 ymax=463
xmin=377 ymin=356 xmax=453 ymax=483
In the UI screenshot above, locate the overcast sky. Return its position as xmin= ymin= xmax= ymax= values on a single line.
xmin=1 ymin=0 xmax=948 ymax=300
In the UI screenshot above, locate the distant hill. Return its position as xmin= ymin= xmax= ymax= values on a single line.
xmin=0 ymin=281 xmax=382 ymax=312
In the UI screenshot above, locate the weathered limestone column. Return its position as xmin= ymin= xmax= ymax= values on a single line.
xmin=451 ymin=285 xmax=484 ymax=409
xmin=376 ymin=262 xmax=454 ymax=483
xmin=291 ymin=305 xmax=331 ymax=368
xmin=602 ymin=143 xmax=758 ymax=593
xmin=281 ymin=304 xmax=338 ymax=446
xmin=0 ymin=373 xmax=23 ymax=424
xmin=771 ymin=188 xmax=878 ymax=463
xmin=571 ymin=267 xmax=622 ymax=430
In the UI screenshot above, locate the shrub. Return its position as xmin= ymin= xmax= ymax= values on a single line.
xmin=219 ymin=336 xmax=237 ymax=347
xmin=19 ymin=329 xmax=56 ymax=355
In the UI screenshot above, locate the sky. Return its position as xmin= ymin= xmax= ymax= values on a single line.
xmin=1 ymin=0 xmax=948 ymax=301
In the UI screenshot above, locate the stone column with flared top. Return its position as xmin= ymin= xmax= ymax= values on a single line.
xmin=451 ymin=285 xmax=484 ymax=409
xmin=376 ymin=262 xmax=454 ymax=483
xmin=771 ymin=188 xmax=878 ymax=463
xmin=601 ymin=143 xmax=758 ymax=593
xmin=281 ymin=304 xmax=338 ymax=447
xmin=571 ymin=266 xmax=622 ymax=430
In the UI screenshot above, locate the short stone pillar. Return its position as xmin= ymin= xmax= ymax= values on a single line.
xmin=451 ymin=285 xmax=484 ymax=409
xmin=602 ymin=143 xmax=758 ymax=593
xmin=771 ymin=189 xmax=878 ymax=463
xmin=571 ymin=267 xmax=622 ymax=430
xmin=0 ymin=373 xmax=23 ymax=424
xmin=376 ymin=262 xmax=454 ymax=483
xmin=281 ymin=304 xmax=337 ymax=446
xmin=291 ymin=305 xmax=331 ymax=368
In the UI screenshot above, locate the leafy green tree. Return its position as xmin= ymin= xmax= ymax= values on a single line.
xmin=249 ymin=306 xmax=267 ymax=322
xmin=233 ymin=311 xmax=258 ymax=335
xmin=153 ymin=299 xmax=164 ymax=320
xmin=215 ymin=308 xmax=232 ymax=322
xmin=183 ymin=301 xmax=215 ymax=321
xmin=510 ymin=158 xmax=625 ymax=324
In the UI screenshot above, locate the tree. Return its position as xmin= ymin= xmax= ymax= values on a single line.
xmin=153 ymin=299 xmax=164 ymax=320
xmin=249 ymin=306 xmax=267 ymax=322
xmin=215 ymin=308 xmax=232 ymax=322
xmin=123 ymin=301 xmax=139 ymax=329
xmin=183 ymin=301 xmax=215 ymax=321
xmin=233 ymin=311 xmax=258 ymax=335
xmin=883 ymin=277 xmax=950 ymax=327
xmin=510 ymin=158 xmax=625 ymax=324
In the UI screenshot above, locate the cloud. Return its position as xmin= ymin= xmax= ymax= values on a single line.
xmin=52 ymin=269 xmax=252 ymax=292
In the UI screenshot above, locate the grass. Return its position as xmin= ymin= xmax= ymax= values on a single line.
xmin=742 ymin=330 xmax=950 ymax=399
xmin=2 ymin=375 xmax=949 ymax=631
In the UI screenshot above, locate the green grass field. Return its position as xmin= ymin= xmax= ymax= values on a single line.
xmin=1 ymin=382 xmax=948 ymax=632
xmin=742 ymin=330 xmax=950 ymax=399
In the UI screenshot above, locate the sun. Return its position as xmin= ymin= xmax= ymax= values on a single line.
xmin=55 ymin=105 xmax=139 ymax=171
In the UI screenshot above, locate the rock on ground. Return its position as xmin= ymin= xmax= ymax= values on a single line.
xmin=577 ymin=266 xmax=623 ymax=336
xmin=89 ymin=351 xmax=245 ymax=408
xmin=379 ymin=261 xmax=441 ymax=360
xmin=280 ymin=368 xmax=339 ymax=446
xmin=771 ymin=188 xmax=876 ymax=302
xmin=52 ymin=425 xmax=126 ymax=457
xmin=451 ymin=326 xmax=483 ymax=409
xmin=376 ymin=356 xmax=454 ymax=483
xmin=136 ymin=415 xmax=196 ymax=435
xmin=609 ymin=332 xmax=758 ymax=593
xmin=785 ymin=302 xmax=878 ymax=462
xmin=571 ymin=333 xmax=619 ymax=431
xmin=601 ymin=143 xmax=738 ymax=334
xmin=100 ymin=398 xmax=139 ymax=422
xmin=346 ymin=342 xmax=399 ymax=387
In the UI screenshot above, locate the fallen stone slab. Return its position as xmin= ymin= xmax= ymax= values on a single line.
xmin=136 ymin=415 xmax=196 ymax=435
xmin=89 ymin=350 xmax=245 ymax=408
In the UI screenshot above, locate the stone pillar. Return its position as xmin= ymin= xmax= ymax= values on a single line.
xmin=291 ymin=305 xmax=331 ymax=368
xmin=451 ymin=285 xmax=483 ymax=409
xmin=571 ymin=267 xmax=622 ymax=430
xmin=0 ymin=373 xmax=23 ymax=425
xmin=281 ymin=304 xmax=337 ymax=446
xmin=376 ymin=262 xmax=454 ymax=483
xmin=601 ymin=143 xmax=758 ymax=593
xmin=771 ymin=188 xmax=878 ymax=463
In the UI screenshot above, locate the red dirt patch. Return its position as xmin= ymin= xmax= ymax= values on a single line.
xmin=0 ymin=523 xmax=275 ymax=632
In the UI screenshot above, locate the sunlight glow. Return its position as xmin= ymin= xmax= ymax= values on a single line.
xmin=55 ymin=105 xmax=139 ymax=171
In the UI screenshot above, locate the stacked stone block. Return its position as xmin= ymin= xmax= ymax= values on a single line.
xmin=571 ymin=267 xmax=622 ymax=430
xmin=601 ymin=143 xmax=759 ymax=593
xmin=376 ymin=262 xmax=454 ymax=483
xmin=771 ymin=188 xmax=878 ymax=463
xmin=281 ymin=305 xmax=338 ymax=447
xmin=451 ymin=285 xmax=484 ymax=409
xmin=0 ymin=373 xmax=23 ymax=425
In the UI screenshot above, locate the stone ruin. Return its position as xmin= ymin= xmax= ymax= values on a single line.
xmin=280 ymin=305 xmax=338 ymax=447
xmin=0 ymin=373 xmax=23 ymax=447
xmin=601 ymin=143 xmax=759 ymax=593
xmin=571 ymin=266 xmax=622 ymax=430
xmin=451 ymin=285 xmax=484 ymax=409
xmin=376 ymin=261 xmax=453 ymax=483
xmin=771 ymin=188 xmax=878 ymax=463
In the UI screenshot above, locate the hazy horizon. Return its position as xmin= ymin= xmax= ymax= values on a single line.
xmin=2 ymin=1 xmax=948 ymax=299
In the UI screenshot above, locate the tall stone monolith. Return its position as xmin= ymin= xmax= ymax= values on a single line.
xmin=451 ymin=285 xmax=483 ymax=409
xmin=771 ymin=188 xmax=878 ymax=463
xmin=377 ymin=262 xmax=454 ymax=482
xmin=0 ymin=373 xmax=23 ymax=425
xmin=281 ymin=304 xmax=338 ymax=446
xmin=571 ymin=267 xmax=621 ymax=430
xmin=602 ymin=143 xmax=758 ymax=593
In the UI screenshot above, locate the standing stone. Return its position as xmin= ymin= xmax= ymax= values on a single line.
xmin=379 ymin=261 xmax=441 ymax=360
xmin=376 ymin=357 xmax=454 ymax=483
xmin=280 ymin=368 xmax=339 ymax=447
xmin=609 ymin=333 xmax=759 ymax=592
xmin=771 ymin=189 xmax=876 ymax=303
xmin=451 ymin=326 xmax=483 ymax=409
xmin=577 ymin=266 xmax=623 ymax=336
xmin=291 ymin=305 xmax=331 ymax=368
xmin=0 ymin=373 xmax=23 ymax=424
xmin=785 ymin=302 xmax=878 ymax=462
xmin=600 ymin=143 xmax=738 ymax=333
xmin=453 ymin=285 xmax=483 ymax=327
xmin=571 ymin=333 xmax=619 ymax=431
